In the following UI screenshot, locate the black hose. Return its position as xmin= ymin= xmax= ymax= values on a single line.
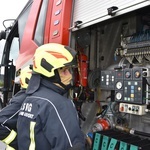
xmin=134 ymin=130 xmax=150 ymax=138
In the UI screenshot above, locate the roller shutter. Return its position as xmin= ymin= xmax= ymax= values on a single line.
xmin=72 ymin=0 xmax=150 ymax=31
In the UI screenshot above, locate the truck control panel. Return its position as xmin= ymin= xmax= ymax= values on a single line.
xmin=100 ymin=67 xmax=149 ymax=105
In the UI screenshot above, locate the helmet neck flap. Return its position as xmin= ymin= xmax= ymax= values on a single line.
xmin=42 ymin=69 xmax=72 ymax=91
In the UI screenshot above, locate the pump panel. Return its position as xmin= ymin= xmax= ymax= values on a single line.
xmin=100 ymin=68 xmax=148 ymax=104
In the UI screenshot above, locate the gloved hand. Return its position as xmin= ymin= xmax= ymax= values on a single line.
xmin=0 ymin=140 xmax=15 ymax=150
xmin=0 ymin=140 xmax=7 ymax=150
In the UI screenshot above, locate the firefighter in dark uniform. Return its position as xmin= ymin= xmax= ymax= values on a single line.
xmin=0 ymin=66 xmax=32 ymax=150
xmin=17 ymin=43 xmax=85 ymax=150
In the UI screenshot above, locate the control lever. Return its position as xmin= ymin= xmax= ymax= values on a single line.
xmin=73 ymin=92 xmax=86 ymax=121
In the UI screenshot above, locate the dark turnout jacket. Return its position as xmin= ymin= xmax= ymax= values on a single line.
xmin=17 ymin=77 xmax=85 ymax=150
xmin=0 ymin=89 xmax=27 ymax=149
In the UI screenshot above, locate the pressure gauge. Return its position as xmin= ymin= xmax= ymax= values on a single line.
xmin=134 ymin=71 xmax=140 ymax=78
xmin=116 ymin=92 xmax=122 ymax=100
xmin=125 ymin=71 xmax=131 ymax=78
xmin=116 ymin=81 xmax=122 ymax=89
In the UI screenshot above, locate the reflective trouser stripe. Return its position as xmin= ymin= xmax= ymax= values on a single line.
xmin=2 ymin=130 xmax=17 ymax=144
xmin=29 ymin=121 xmax=36 ymax=150
xmin=6 ymin=145 xmax=15 ymax=150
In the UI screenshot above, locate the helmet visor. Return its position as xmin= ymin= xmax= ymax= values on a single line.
xmin=64 ymin=46 xmax=77 ymax=67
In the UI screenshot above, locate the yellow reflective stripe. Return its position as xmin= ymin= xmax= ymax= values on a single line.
xmin=2 ymin=130 xmax=17 ymax=144
xmin=29 ymin=121 xmax=36 ymax=150
xmin=6 ymin=145 xmax=15 ymax=150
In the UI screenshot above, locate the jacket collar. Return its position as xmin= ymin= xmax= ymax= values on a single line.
xmin=26 ymin=73 xmax=67 ymax=96
xmin=41 ymin=78 xmax=67 ymax=95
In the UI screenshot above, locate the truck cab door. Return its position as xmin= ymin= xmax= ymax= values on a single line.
xmin=16 ymin=0 xmax=53 ymax=70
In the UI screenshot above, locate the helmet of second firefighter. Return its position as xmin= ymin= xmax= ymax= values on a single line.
xmin=19 ymin=66 xmax=32 ymax=89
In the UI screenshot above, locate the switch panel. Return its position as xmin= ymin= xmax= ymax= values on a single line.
xmin=100 ymin=70 xmax=115 ymax=90
xmin=119 ymin=103 xmax=147 ymax=115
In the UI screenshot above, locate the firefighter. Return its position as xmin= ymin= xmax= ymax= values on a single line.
xmin=17 ymin=43 xmax=85 ymax=150
xmin=0 ymin=65 xmax=32 ymax=150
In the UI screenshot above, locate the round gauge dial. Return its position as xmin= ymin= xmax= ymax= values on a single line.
xmin=125 ymin=71 xmax=131 ymax=78
xmin=134 ymin=71 xmax=140 ymax=78
xmin=116 ymin=92 xmax=122 ymax=100
xmin=116 ymin=81 xmax=122 ymax=89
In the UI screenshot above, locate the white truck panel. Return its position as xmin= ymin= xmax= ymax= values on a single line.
xmin=72 ymin=0 xmax=150 ymax=31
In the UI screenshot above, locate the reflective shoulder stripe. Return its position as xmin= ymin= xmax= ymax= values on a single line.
xmin=29 ymin=121 xmax=36 ymax=150
xmin=2 ymin=130 xmax=17 ymax=144
xmin=6 ymin=145 xmax=15 ymax=150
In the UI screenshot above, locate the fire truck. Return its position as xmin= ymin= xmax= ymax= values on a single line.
xmin=1 ymin=0 xmax=150 ymax=149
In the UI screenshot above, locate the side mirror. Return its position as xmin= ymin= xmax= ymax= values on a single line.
xmin=0 ymin=30 xmax=6 ymax=40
